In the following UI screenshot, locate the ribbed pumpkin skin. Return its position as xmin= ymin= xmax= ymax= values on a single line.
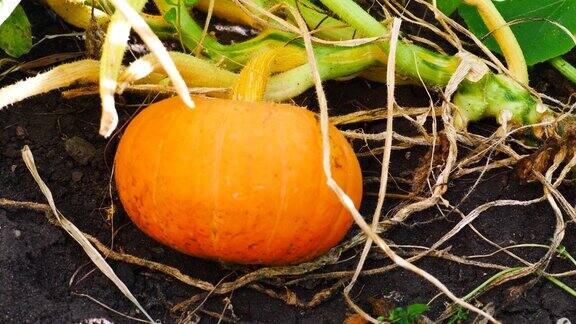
xmin=114 ymin=96 xmax=363 ymax=265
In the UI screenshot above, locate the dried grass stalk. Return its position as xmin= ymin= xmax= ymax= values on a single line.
xmin=20 ymin=146 xmax=155 ymax=323
xmin=0 ymin=59 xmax=99 ymax=109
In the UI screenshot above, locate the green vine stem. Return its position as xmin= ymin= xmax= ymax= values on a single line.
xmin=266 ymin=44 xmax=382 ymax=100
xmin=281 ymin=0 xmax=358 ymax=41
xmin=317 ymin=0 xmax=459 ymax=86
xmin=549 ymin=56 xmax=576 ymax=86
xmin=152 ymin=0 xmax=550 ymax=129
xmin=461 ymin=267 xmax=525 ymax=302
xmin=545 ymin=276 xmax=576 ymax=298
xmin=154 ymin=0 xmax=311 ymax=70
xmin=318 ymin=0 xmax=546 ymax=128
xmin=81 ymin=0 xmax=549 ymax=129
xmin=155 ymin=0 xmax=459 ymax=84
xmin=122 ymin=46 xmax=384 ymax=101
xmin=462 ymin=0 xmax=528 ymax=84
xmin=455 ymin=267 xmax=576 ymax=317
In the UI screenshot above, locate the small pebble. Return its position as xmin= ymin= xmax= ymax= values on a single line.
xmin=81 ymin=319 xmax=113 ymax=324
xmin=71 ymin=171 xmax=83 ymax=182
xmin=128 ymin=43 xmax=147 ymax=54
xmin=13 ymin=229 xmax=21 ymax=238
xmin=10 ymin=165 xmax=16 ymax=172
xmin=150 ymin=246 xmax=165 ymax=254
xmin=16 ymin=126 xmax=27 ymax=138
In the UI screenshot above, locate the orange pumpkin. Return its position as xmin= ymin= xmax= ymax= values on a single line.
xmin=114 ymin=96 xmax=362 ymax=265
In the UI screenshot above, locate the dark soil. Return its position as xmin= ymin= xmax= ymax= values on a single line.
xmin=2 ymin=2 xmax=576 ymax=323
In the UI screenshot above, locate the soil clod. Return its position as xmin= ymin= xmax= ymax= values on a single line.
xmin=71 ymin=171 xmax=83 ymax=182
xmin=64 ymin=136 xmax=96 ymax=165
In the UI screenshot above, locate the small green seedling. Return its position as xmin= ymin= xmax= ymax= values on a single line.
xmin=556 ymin=245 xmax=576 ymax=268
xmin=377 ymin=303 xmax=430 ymax=324
xmin=447 ymin=307 xmax=470 ymax=324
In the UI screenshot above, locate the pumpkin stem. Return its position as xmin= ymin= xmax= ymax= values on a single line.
xmin=462 ymin=0 xmax=528 ymax=84
xmin=232 ymin=49 xmax=278 ymax=102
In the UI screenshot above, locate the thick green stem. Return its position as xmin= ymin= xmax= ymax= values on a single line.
xmin=154 ymin=0 xmax=221 ymax=51
xmin=318 ymin=0 xmax=389 ymax=41
xmin=156 ymin=0 xmax=312 ymax=70
xmin=46 ymin=0 xmax=109 ymax=29
xmin=452 ymin=74 xmax=542 ymax=128
xmin=154 ymin=0 xmax=547 ymax=129
xmin=319 ymin=0 xmax=459 ymax=86
xmin=280 ymin=0 xmax=357 ymax=40
xmin=319 ymin=0 xmax=551 ymax=128
xmin=154 ymin=0 xmax=389 ymax=74
xmin=267 ymin=45 xmax=381 ymax=100
xmin=550 ymin=56 xmax=576 ymax=85
xmin=463 ymin=0 xmax=528 ymax=84
xmin=119 ymin=39 xmax=381 ymax=101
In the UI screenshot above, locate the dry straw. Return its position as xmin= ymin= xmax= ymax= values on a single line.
xmin=290 ymin=6 xmax=499 ymax=323
xmin=21 ymin=146 xmax=156 ymax=323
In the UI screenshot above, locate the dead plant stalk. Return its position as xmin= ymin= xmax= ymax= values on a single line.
xmin=290 ymin=7 xmax=499 ymax=323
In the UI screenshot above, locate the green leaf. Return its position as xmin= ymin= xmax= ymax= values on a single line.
xmin=447 ymin=307 xmax=469 ymax=324
xmin=434 ymin=0 xmax=462 ymax=16
xmin=459 ymin=0 xmax=576 ymax=66
xmin=0 ymin=0 xmax=22 ymax=26
xmin=0 ymin=5 xmax=31 ymax=58
xmin=406 ymin=303 xmax=429 ymax=316
xmin=388 ymin=307 xmax=407 ymax=322
xmin=163 ymin=7 xmax=178 ymax=24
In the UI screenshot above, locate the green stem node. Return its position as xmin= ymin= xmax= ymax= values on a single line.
xmin=453 ymin=74 xmax=544 ymax=128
